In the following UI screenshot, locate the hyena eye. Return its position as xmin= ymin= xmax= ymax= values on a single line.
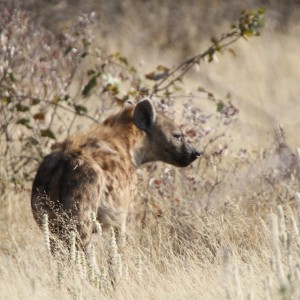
xmin=173 ymin=133 xmax=183 ymax=142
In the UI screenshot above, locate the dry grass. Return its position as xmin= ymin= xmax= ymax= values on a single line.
xmin=1 ymin=180 xmax=300 ymax=299
xmin=1 ymin=2 xmax=300 ymax=299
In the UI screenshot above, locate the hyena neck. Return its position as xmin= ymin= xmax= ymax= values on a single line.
xmin=112 ymin=121 xmax=149 ymax=168
xmin=129 ymin=132 xmax=150 ymax=168
xmin=102 ymin=106 xmax=150 ymax=169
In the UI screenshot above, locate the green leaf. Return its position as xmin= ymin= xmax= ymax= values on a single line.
xmin=16 ymin=104 xmax=30 ymax=112
xmin=31 ymin=98 xmax=40 ymax=105
xmin=82 ymin=74 xmax=99 ymax=98
xmin=215 ymin=43 xmax=221 ymax=52
xmin=243 ymin=30 xmax=254 ymax=37
xmin=64 ymin=95 xmax=70 ymax=101
xmin=27 ymin=137 xmax=39 ymax=146
xmin=53 ymin=96 xmax=61 ymax=104
xmin=16 ymin=118 xmax=32 ymax=129
xmin=8 ymin=72 xmax=17 ymax=83
xmin=87 ymin=69 xmax=96 ymax=76
xmin=74 ymin=105 xmax=88 ymax=115
xmin=113 ymin=52 xmax=120 ymax=59
xmin=81 ymin=52 xmax=88 ymax=58
xmin=10 ymin=176 xmax=21 ymax=185
xmin=127 ymin=90 xmax=138 ymax=96
xmin=198 ymin=87 xmax=207 ymax=93
xmin=129 ymin=67 xmax=137 ymax=75
xmin=62 ymin=94 xmax=71 ymax=104
xmin=1 ymin=97 xmax=12 ymax=104
xmin=208 ymin=52 xmax=214 ymax=63
xmin=64 ymin=46 xmax=73 ymax=56
xmin=164 ymin=89 xmax=172 ymax=97
xmin=102 ymin=84 xmax=119 ymax=95
xmin=40 ymin=129 xmax=56 ymax=140
xmin=216 ymin=101 xmax=224 ymax=112
xmin=119 ymin=56 xmax=128 ymax=66
xmin=82 ymin=38 xmax=91 ymax=48
xmin=173 ymin=85 xmax=183 ymax=92
xmin=208 ymin=92 xmax=215 ymax=100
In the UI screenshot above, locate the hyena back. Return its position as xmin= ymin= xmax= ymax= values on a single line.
xmin=31 ymin=99 xmax=200 ymax=250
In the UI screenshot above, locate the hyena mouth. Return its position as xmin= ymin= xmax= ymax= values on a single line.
xmin=184 ymin=149 xmax=201 ymax=165
xmin=166 ymin=148 xmax=201 ymax=167
xmin=191 ymin=149 xmax=201 ymax=160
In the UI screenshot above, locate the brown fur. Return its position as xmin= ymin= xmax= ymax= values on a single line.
xmin=31 ymin=99 xmax=200 ymax=250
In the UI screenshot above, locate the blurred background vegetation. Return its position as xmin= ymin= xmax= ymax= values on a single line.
xmin=17 ymin=0 xmax=300 ymax=144
xmin=12 ymin=0 xmax=300 ymax=58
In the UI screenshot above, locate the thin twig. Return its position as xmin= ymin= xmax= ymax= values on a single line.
xmin=0 ymin=94 xmax=99 ymax=123
xmin=150 ymin=30 xmax=241 ymax=96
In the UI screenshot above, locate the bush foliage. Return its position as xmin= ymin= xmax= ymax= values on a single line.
xmin=0 ymin=7 xmax=264 ymax=184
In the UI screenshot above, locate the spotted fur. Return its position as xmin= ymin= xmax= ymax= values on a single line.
xmin=31 ymin=99 xmax=200 ymax=250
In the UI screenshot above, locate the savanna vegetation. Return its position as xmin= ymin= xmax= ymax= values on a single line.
xmin=1 ymin=1 xmax=300 ymax=299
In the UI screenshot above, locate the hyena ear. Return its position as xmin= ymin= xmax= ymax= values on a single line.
xmin=133 ymin=98 xmax=157 ymax=134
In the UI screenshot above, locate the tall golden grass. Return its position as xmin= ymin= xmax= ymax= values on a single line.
xmin=1 ymin=182 xmax=300 ymax=299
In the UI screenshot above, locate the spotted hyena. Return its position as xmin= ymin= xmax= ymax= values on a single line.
xmin=31 ymin=99 xmax=200 ymax=250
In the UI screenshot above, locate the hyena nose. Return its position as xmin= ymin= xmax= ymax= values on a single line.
xmin=191 ymin=149 xmax=201 ymax=160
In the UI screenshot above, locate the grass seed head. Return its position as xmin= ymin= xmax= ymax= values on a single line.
xmin=42 ymin=213 xmax=51 ymax=256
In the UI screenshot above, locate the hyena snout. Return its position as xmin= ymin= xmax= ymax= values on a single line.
xmin=180 ymin=145 xmax=201 ymax=167
xmin=164 ymin=140 xmax=201 ymax=168
xmin=190 ymin=148 xmax=201 ymax=161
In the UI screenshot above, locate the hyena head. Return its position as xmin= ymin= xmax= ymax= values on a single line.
xmin=133 ymin=99 xmax=201 ymax=167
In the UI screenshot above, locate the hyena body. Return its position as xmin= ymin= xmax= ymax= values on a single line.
xmin=31 ymin=99 xmax=200 ymax=249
